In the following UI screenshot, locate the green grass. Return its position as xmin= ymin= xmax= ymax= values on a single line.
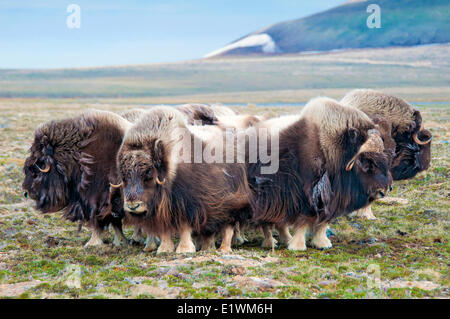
xmin=0 ymin=99 xmax=448 ymax=299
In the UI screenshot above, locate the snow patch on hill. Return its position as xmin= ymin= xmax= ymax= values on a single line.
xmin=205 ymin=33 xmax=278 ymax=58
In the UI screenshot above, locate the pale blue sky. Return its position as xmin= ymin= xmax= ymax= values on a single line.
xmin=0 ymin=0 xmax=344 ymax=68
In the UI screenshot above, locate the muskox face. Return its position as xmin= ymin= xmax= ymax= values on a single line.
xmin=344 ymin=128 xmax=393 ymax=205
xmin=391 ymin=129 xmax=432 ymax=180
xmin=353 ymin=152 xmax=393 ymax=203
xmin=22 ymin=140 xmax=69 ymax=213
xmin=118 ymin=140 xmax=167 ymax=215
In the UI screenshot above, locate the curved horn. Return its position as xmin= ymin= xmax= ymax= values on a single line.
xmin=36 ymin=162 xmax=50 ymax=173
xmin=346 ymin=129 xmax=384 ymax=171
xmin=413 ymin=125 xmax=432 ymax=145
xmin=110 ymin=182 xmax=123 ymax=188
xmin=153 ymin=167 xmax=166 ymax=185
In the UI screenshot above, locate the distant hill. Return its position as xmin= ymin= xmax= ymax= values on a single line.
xmin=205 ymin=0 xmax=450 ymax=57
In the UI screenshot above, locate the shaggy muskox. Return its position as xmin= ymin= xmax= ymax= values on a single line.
xmin=341 ymin=89 xmax=432 ymax=219
xmin=244 ymin=97 xmax=392 ymax=250
xmin=117 ymin=107 xmax=250 ymax=254
xmin=341 ymin=89 xmax=432 ymax=180
xmin=22 ymin=110 xmax=131 ymax=247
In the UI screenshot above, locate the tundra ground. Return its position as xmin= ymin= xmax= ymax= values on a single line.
xmin=0 ymin=99 xmax=448 ymax=299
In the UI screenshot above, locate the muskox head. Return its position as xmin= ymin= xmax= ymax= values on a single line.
xmin=391 ymin=110 xmax=432 ymax=180
xmin=22 ymin=126 xmax=73 ymax=214
xmin=118 ymin=139 xmax=169 ymax=215
xmin=343 ymin=128 xmax=393 ymax=205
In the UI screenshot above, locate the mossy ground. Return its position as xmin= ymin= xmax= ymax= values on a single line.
xmin=0 ymin=99 xmax=448 ymax=299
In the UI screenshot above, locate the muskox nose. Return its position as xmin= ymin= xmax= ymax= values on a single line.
xmin=389 ymin=186 xmax=393 ymax=192
xmin=124 ymin=200 xmax=146 ymax=214
xmin=128 ymin=203 xmax=140 ymax=210
xmin=378 ymin=191 xmax=385 ymax=199
xmin=23 ymin=192 xmax=28 ymax=198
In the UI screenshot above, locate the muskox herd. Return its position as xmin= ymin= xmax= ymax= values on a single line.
xmin=22 ymin=89 xmax=432 ymax=253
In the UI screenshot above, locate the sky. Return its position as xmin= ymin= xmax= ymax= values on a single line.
xmin=0 ymin=0 xmax=344 ymax=69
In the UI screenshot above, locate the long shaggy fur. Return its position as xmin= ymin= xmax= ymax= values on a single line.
xmin=246 ymin=97 xmax=391 ymax=227
xmin=341 ymin=89 xmax=432 ymax=180
xmin=22 ymin=110 xmax=131 ymax=230
xmin=118 ymin=107 xmax=250 ymax=237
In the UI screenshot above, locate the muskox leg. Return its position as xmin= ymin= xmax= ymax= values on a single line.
xmin=261 ymin=225 xmax=277 ymax=248
xmin=232 ymin=222 xmax=247 ymax=245
xmin=143 ymin=234 xmax=158 ymax=252
xmin=111 ymin=223 xmax=128 ymax=247
xmin=130 ymin=227 xmax=145 ymax=245
xmin=200 ymin=234 xmax=216 ymax=251
xmin=276 ymin=225 xmax=292 ymax=245
xmin=218 ymin=225 xmax=234 ymax=253
xmin=156 ymin=231 xmax=175 ymax=254
xmin=175 ymin=224 xmax=196 ymax=254
xmin=354 ymin=205 xmax=376 ymax=220
xmin=84 ymin=227 xmax=104 ymax=247
xmin=288 ymin=224 xmax=308 ymax=251
xmin=311 ymin=223 xmax=333 ymax=250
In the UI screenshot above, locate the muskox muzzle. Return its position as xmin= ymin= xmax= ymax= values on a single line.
xmin=124 ymin=200 xmax=146 ymax=214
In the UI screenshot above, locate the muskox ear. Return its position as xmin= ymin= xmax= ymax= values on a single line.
xmin=152 ymin=139 xmax=165 ymax=169
xmin=356 ymin=154 xmax=373 ymax=173
xmin=346 ymin=128 xmax=359 ymax=145
xmin=412 ymin=110 xmax=422 ymax=132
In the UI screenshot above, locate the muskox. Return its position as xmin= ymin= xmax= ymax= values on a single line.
xmin=117 ymin=107 xmax=250 ymax=254
xmin=341 ymin=89 xmax=432 ymax=219
xmin=244 ymin=97 xmax=392 ymax=250
xmin=341 ymin=89 xmax=432 ymax=180
xmin=22 ymin=110 xmax=131 ymax=247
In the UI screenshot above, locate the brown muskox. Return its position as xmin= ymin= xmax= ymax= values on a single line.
xmin=341 ymin=89 xmax=432 ymax=219
xmin=244 ymin=97 xmax=392 ymax=250
xmin=341 ymin=89 xmax=432 ymax=180
xmin=117 ymin=107 xmax=250 ymax=254
xmin=22 ymin=110 xmax=131 ymax=247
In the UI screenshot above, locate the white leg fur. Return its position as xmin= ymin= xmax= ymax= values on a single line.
xmin=156 ymin=232 xmax=175 ymax=254
xmin=261 ymin=225 xmax=277 ymax=248
xmin=218 ymin=225 xmax=234 ymax=253
xmin=176 ymin=224 xmax=196 ymax=253
xmin=276 ymin=225 xmax=292 ymax=244
xmin=355 ymin=205 xmax=376 ymax=220
xmin=311 ymin=223 xmax=333 ymax=249
xmin=288 ymin=224 xmax=308 ymax=251
xmin=84 ymin=228 xmax=104 ymax=247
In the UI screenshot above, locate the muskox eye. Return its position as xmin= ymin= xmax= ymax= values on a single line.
xmin=144 ymin=169 xmax=153 ymax=182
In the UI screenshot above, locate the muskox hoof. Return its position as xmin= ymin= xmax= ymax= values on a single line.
xmin=311 ymin=237 xmax=333 ymax=250
xmin=354 ymin=206 xmax=376 ymax=220
xmin=218 ymin=246 xmax=233 ymax=253
xmin=156 ymin=244 xmax=175 ymax=254
xmin=175 ymin=241 xmax=196 ymax=254
xmin=84 ymin=239 xmax=104 ymax=248
xmin=261 ymin=237 xmax=277 ymax=249
xmin=287 ymin=242 xmax=307 ymax=251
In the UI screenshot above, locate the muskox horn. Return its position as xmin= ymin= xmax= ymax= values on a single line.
xmin=153 ymin=167 xmax=166 ymax=185
xmin=36 ymin=162 xmax=50 ymax=173
xmin=346 ymin=129 xmax=384 ymax=171
xmin=412 ymin=125 xmax=432 ymax=145
xmin=110 ymin=182 xmax=123 ymax=188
